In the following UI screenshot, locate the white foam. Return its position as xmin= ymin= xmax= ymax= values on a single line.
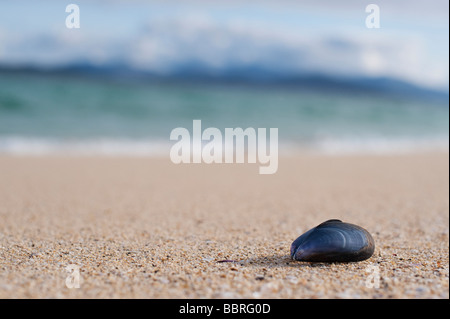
xmin=0 ymin=136 xmax=448 ymax=157
xmin=311 ymin=136 xmax=449 ymax=155
xmin=0 ymin=136 xmax=171 ymax=156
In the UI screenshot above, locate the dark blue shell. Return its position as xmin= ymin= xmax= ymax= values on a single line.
xmin=290 ymin=219 xmax=375 ymax=262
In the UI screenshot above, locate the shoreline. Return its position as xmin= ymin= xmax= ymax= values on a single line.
xmin=0 ymin=135 xmax=448 ymax=158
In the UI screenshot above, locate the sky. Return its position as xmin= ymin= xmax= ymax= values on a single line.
xmin=0 ymin=0 xmax=448 ymax=91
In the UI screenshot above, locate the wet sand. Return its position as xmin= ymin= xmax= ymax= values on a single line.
xmin=0 ymin=153 xmax=448 ymax=298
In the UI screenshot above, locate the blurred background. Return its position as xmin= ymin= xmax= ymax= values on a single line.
xmin=0 ymin=0 xmax=448 ymax=155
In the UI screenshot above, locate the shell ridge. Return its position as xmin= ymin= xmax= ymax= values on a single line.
xmin=316 ymin=219 xmax=342 ymax=228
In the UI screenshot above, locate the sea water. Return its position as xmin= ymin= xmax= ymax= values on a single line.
xmin=0 ymin=72 xmax=448 ymax=156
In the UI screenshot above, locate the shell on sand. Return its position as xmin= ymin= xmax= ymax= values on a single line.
xmin=290 ymin=219 xmax=375 ymax=262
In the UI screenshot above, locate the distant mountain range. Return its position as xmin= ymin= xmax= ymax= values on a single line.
xmin=1 ymin=62 xmax=448 ymax=102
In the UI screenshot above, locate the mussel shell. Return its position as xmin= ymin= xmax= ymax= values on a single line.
xmin=290 ymin=219 xmax=375 ymax=262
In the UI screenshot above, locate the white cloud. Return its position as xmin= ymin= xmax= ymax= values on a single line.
xmin=0 ymin=2 xmax=447 ymax=91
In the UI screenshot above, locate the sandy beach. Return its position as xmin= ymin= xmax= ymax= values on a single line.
xmin=0 ymin=152 xmax=448 ymax=298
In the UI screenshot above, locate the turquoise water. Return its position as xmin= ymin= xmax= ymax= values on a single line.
xmin=0 ymin=72 xmax=448 ymax=155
